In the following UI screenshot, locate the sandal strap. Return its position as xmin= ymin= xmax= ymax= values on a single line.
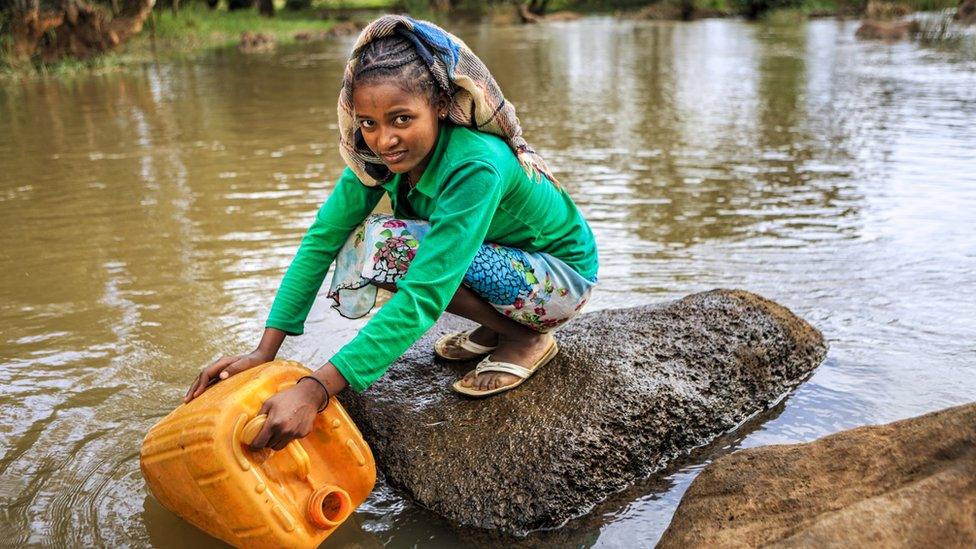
xmin=457 ymin=331 xmax=497 ymax=354
xmin=475 ymin=359 xmax=533 ymax=379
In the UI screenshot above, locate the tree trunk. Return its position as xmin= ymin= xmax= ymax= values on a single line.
xmin=7 ymin=0 xmax=156 ymax=64
xmin=257 ymin=0 xmax=273 ymax=17
xmin=227 ymin=0 xmax=253 ymax=11
xmin=517 ymin=2 xmax=542 ymax=23
xmin=527 ymin=0 xmax=549 ymax=16
xmin=957 ymin=0 xmax=976 ymax=23
xmin=284 ymin=0 xmax=310 ymax=10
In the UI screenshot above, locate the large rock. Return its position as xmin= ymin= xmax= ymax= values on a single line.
xmin=338 ymin=289 xmax=826 ymax=535
xmin=659 ymin=402 xmax=976 ymax=547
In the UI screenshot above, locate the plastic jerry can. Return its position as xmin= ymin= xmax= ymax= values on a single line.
xmin=140 ymin=360 xmax=375 ymax=548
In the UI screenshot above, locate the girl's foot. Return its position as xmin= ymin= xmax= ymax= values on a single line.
xmin=434 ymin=326 xmax=499 ymax=360
xmin=468 ymin=326 xmax=498 ymax=347
xmin=458 ymin=332 xmax=553 ymax=392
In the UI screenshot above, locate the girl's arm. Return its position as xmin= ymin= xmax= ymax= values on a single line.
xmin=331 ymin=161 xmax=503 ymax=392
xmin=243 ymin=360 xmax=349 ymax=451
xmin=265 ymin=168 xmax=385 ymax=335
xmin=185 ymin=168 xmax=383 ymax=402
xmin=245 ymin=161 xmax=504 ymax=450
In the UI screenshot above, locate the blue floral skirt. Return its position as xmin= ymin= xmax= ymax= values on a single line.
xmin=326 ymin=213 xmax=597 ymax=333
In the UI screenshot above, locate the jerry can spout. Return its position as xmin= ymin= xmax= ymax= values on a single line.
xmin=307 ymin=485 xmax=353 ymax=528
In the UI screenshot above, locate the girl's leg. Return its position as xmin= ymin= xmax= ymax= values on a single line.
xmin=370 ymin=281 xmax=553 ymax=391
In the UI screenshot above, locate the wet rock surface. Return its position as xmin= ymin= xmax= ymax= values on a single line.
xmin=338 ymin=289 xmax=827 ymax=535
xmin=659 ymin=402 xmax=976 ymax=547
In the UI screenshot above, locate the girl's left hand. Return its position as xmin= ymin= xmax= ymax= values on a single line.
xmin=248 ymin=379 xmax=327 ymax=451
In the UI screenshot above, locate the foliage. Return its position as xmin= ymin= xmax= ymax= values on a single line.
xmin=1 ymin=2 xmax=339 ymax=75
xmin=903 ymin=0 xmax=961 ymax=10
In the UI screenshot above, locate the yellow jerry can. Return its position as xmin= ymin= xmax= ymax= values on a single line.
xmin=140 ymin=360 xmax=375 ymax=548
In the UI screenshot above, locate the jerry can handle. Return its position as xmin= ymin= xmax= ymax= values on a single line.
xmin=239 ymin=414 xmax=311 ymax=480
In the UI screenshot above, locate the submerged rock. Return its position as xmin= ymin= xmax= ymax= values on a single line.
xmin=294 ymin=21 xmax=362 ymax=42
xmin=855 ymin=19 xmax=920 ymax=41
xmin=238 ymin=31 xmax=275 ymax=54
xmin=338 ymin=289 xmax=826 ymax=535
xmin=659 ymin=402 xmax=976 ymax=547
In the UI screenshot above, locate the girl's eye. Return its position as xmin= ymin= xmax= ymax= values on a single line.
xmin=394 ymin=115 xmax=411 ymax=125
xmin=359 ymin=119 xmax=375 ymax=129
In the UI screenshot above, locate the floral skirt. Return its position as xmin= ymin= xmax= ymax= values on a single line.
xmin=326 ymin=213 xmax=598 ymax=333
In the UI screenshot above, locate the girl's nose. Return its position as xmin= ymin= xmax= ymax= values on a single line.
xmin=382 ymin=130 xmax=400 ymax=149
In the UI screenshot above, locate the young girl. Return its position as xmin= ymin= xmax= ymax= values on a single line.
xmin=184 ymin=16 xmax=598 ymax=451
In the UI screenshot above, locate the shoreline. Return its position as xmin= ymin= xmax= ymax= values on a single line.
xmin=1 ymin=1 xmax=967 ymax=79
xmin=0 ymin=4 xmax=373 ymax=78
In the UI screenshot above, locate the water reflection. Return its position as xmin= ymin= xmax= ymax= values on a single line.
xmin=1 ymin=16 xmax=975 ymax=547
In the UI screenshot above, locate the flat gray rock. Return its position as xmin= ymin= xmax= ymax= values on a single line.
xmin=338 ymin=289 xmax=827 ymax=535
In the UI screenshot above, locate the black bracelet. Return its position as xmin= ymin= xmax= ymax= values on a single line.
xmin=298 ymin=376 xmax=330 ymax=413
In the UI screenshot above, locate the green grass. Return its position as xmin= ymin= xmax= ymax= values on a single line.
xmin=146 ymin=3 xmax=335 ymax=50
xmin=760 ymin=0 xmax=839 ymax=21
xmin=799 ymin=0 xmax=838 ymax=14
xmin=903 ymin=0 xmax=960 ymax=11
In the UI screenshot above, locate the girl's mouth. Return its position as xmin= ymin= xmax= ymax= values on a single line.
xmin=381 ymin=150 xmax=408 ymax=164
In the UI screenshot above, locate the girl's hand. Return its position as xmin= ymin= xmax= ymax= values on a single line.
xmin=184 ymin=349 xmax=273 ymax=403
xmin=247 ymin=379 xmax=328 ymax=451
xmin=184 ymin=328 xmax=287 ymax=403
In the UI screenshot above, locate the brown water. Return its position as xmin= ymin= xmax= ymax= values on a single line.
xmin=1 ymin=17 xmax=975 ymax=547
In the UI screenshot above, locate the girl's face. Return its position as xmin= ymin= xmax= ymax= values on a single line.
xmin=353 ymin=82 xmax=448 ymax=182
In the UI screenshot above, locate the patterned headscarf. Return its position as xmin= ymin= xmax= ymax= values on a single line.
xmin=338 ymin=15 xmax=559 ymax=188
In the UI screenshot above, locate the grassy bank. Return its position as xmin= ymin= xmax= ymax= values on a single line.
xmin=148 ymin=4 xmax=337 ymax=51
xmin=1 ymin=1 xmax=396 ymax=77
xmin=3 ymin=0 xmax=969 ymax=77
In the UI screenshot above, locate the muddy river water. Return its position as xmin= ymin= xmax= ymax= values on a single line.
xmin=1 ymin=16 xmax=975 ymax=547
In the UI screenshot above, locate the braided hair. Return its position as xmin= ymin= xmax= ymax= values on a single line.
xmin=352 ymin=34 xmax=442 ymax=105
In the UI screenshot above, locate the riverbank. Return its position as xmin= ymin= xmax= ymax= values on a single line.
xmin=0 ymin=2 xmax=385 ymax=78
xmin=630 ymin=0 xmax=961 ymax=21
xmin=2 ymin=0 xmax=969 ymax=78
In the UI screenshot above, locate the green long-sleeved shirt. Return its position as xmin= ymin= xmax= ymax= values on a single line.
xmin=266 ymin=124 xmax=598 ymax=393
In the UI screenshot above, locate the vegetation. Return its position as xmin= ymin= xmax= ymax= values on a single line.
xmin=0 ymin=0 xmax=383 ymax=74
xmin=148 ymin=3 xmax=336 ymax=48
xmin=1 ymin=0 xmax=971 ymax=76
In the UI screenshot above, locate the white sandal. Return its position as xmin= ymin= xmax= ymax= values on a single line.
xmin=451 ymin=337 xmax=559 ymax=398
xmin=434 ymin=330 xmax=497 ymax=361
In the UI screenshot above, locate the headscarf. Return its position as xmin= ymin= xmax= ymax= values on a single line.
xmin=337 ymin=15 xmax=559 ymax=188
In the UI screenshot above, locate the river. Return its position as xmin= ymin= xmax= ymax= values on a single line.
xmin=1 ymin=15 xmax=974 ymax=547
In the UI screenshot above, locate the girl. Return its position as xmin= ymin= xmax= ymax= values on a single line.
xmin=184 ymin=16 xmax=598 ymax=452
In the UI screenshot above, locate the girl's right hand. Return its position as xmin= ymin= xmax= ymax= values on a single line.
xmin=184 ymin=350 xmax=274 ymax=403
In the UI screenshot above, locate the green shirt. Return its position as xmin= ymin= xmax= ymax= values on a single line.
xmin=266 ymin=124 xmax=598 ymax=393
